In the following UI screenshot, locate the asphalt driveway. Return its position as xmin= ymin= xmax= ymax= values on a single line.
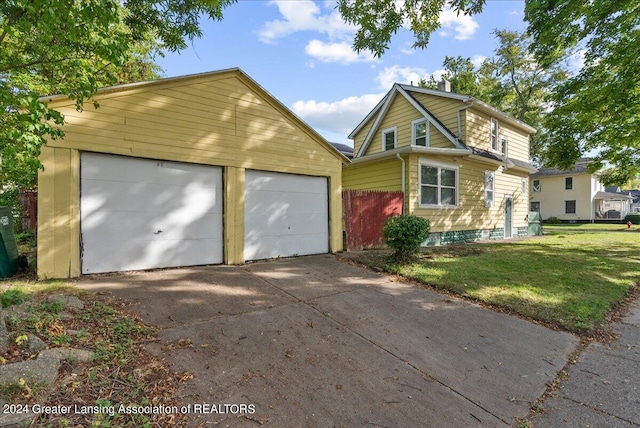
xmin=81 ymin=255 xmax=577 ymax=427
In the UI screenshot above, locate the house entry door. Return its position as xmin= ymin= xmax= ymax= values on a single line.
xmin=504 ymin=196 xmax=513 ymax=238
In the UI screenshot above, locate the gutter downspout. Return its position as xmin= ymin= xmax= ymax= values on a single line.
xmin=396 ymin=153 xmax=406 ymax=214
xmin=456 ymin=101 xmax=474 ymax=140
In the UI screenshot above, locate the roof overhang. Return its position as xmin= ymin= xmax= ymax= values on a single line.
xmin=594 ymin=191 xmax=634 ymax=200
xmin=348 ymin=146 xmax=471 ymax=165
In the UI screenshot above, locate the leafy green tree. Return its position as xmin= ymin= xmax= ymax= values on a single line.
xmin=0 ymin=0 xmax=234 ymax=190
xmin=420 ymin=30 xmax=567 ymax=163
xmin=525 ymin=0 xmax=640 ymax=184
xmin=337 ymin=0 xmax=485 ymax=57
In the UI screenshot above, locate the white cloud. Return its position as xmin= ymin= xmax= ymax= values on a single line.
xmin=471 ymin=55 xmax=487 ymax=68
xmin=376 ymin=66 xmax=430 ymax=90
xmin=508 ymin=9 xmax=522 ymax=16
xmin=257 ymin=0 xmax=354 ymax=44
xmin=305 ymin=40 xmax=376 ymax=64
xmin=292 ymin=93 xmax=385 ymax=137
xmin=439 ymin=8 xmax=479 ymax=40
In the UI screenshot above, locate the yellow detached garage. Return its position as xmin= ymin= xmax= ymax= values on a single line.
xmin=38 ymin=68 xmax=347 ymax=278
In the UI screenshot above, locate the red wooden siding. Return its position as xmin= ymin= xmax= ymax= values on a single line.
xmin=19 ymin=189 xmax=37 ymax=232
xmin=343 ymin=190 xmax=404 ymax=251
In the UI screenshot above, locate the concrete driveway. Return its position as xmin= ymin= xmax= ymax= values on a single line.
xmin=81 ymin=255 xmax=577 ymax=427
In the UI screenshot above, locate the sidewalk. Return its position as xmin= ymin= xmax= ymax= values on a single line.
xmin=531 ymin=296 xmax=640 ymax=427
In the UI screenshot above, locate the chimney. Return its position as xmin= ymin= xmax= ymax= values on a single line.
xmin=437 ymin=78 xmax=451 ymax=92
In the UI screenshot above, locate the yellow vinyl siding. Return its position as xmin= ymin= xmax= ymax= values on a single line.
xmin=37 ymin=147 xmax=81 ymax=278
xmin=407 ymin=155 xmax=529 ymax=233
xmin=411 ymin=92 xmax=463 ymax=140
xmin=465 ymin=108 xmax=530 ymax=162
xmin=342 ymin=158 xmax=402 ymax=191
xmin=363 ymin=95 xmax=415 ymax=156
xmin=39 ymin=69 xmax=344 ymax=278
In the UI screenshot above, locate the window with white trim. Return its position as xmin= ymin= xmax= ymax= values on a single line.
xmin=522 ymin=179 xmax=527 ymax=193
xmin=500 ymin=134 xmax=508 ymax=155
xmin=484 ymin=171 xmax=495 ymax=208
xmin=419 ymin=160 xmax=458 ymax=207
xmin=565 ymin=200 xmax=576 ymax=214
xmin=490 ymin=118 xmax=499 ymax=151
xmin=565 ymin=177 xmax=573 ymax=190
xmin=382 ymin=127 xmax=397 ymax=151
xmin=532 ymin=179 xmax=541 ymax=192
xmin=412 ymin=119 xmax=428 ymax=147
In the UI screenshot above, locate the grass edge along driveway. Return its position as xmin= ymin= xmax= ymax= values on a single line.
xmin=349 ymin=224 xmax=640 ymax=335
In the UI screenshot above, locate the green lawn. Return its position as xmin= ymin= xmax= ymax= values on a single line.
xmin=351 ymin=226 xmax=640 ymax=334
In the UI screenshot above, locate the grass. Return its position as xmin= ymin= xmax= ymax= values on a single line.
xmin=351 ymin=224 xmax=640 ymax=335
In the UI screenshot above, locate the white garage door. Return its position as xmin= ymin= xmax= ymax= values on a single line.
xmin=244 ymin=170 xmax=329 ymax=260
xmin=81 ymin=153 xmax=223 ymax=274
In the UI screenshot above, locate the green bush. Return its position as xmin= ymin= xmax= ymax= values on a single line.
xmin=546 ymin=216 xmax=561 ymax=224
xmin=625 ymin=213 xmax=640 ymax=225
xmin=383 ymin=215 xmax=430 ymax=262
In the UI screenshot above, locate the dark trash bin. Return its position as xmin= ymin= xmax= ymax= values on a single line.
xmin=0 ymin=206 xmax=19 ymax=278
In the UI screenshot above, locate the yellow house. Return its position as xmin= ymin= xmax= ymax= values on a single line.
xmin=343 ymin=82 xmax=537 ymax=245
xmin=38 ymin=68 xmax=348 ymax=279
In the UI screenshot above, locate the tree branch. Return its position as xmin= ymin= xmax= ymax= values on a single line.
xmin=0 ymin=8 xmax=27 ymax=45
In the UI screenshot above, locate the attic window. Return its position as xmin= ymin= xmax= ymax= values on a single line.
xmin=382 ymin=127 xmax=397 ymax=151
xmin=412 ymin=119 xmax=428 ymax=147
xmin=490 ymin=118 xmax=499 ymax=151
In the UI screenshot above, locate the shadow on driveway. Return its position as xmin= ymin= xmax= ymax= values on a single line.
xmin=80 ymin=254 xmax=578 ymax=427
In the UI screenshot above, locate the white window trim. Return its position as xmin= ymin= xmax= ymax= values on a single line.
xmin=382 ymin=126 xmax=397 ymax=151
xmin=500 ymin=134 xmax=508 ymax=155
xmin=418 ymin=158 xmax=459 ymax=208
xmin=522 ymin=178 xmax=528 ymax=194
xmin=532 ymin=179 xmax=541 ymax=192
xmin=484 ymin=171 xmax=495 ymax=208
xmin=411 ymin=118 xmax=429 ymax=147
xmin=490 ymin=118 xmax=499 ymax=152
xmin=565 ymin=176 xmax=574 ymax=190
xmin=565 ymin=199 xmax=577 ymax=214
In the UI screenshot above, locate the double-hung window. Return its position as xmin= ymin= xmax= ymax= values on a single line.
xmin=412 ymin=119 xmax=428 ymax=147
xmin=565 ymin=177 xmax=573 ymax=190
xmin=565 ymin=200 xmax=576 ymax=214
xmin=419 ymin=160 xmax=458 ymax=207
xmin=382 ymin=127 xmax=397 ymax=151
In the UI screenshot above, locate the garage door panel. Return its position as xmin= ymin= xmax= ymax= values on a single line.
xmin=244 ymin=191 xmax=327 ymax=214
xmin=244 ymin=212 xmax=327 ymax=236
xmin=81 ymin=153 xmax=223 ymax=274
xmin=82 ymin=153 xmax=217 ymax=187
xmin=81 ymin=211 xmax=224 ymax=242
xmin=244 ymin=234 xmax=327 ymax=261
xmin=82 ymin=238 xmax=223 ymax=274
xmin=244 ymin=170 xmax=328 ymax=261
xmin=245 ymin=172 xmax=327 ymax=193
xmin=82 ymin=179 xmax=222 ymax=215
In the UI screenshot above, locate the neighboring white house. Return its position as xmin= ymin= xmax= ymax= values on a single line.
xmin=530 ymin=159 xmax=633 ymax=221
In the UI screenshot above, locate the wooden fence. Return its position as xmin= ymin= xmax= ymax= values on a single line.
xmin=342 ymin=190 xmax=404 ymax=251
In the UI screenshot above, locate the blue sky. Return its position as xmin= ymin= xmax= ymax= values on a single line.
xmin=157 ymin=0 xmax=529 ymax=146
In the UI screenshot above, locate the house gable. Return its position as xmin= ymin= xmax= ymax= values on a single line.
xmin=354 ymin=84 xmax=464 ymax=158
xmin=44 ymin=68 xmax=349 ymax=169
